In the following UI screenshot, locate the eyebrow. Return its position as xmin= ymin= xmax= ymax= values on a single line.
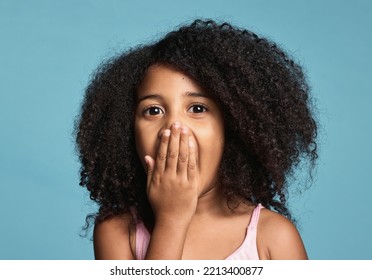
xmin=184 ymin=92 xmax=209 ymax=98
xmin=137 ymin=94 xmax=162 ymax=104
xmin=137 ymin=92 xmax=210 ymax=104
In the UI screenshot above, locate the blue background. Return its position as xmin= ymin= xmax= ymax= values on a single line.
xmin=1 ymin=0 xmax=371 ymax=260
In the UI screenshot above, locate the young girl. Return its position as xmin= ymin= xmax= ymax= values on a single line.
xmin=75 ymin=19 xmax=317 ymax=260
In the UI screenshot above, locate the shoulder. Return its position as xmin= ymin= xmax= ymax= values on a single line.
xmin=256 ymin=207 xmax=308 ymax=260
xmin=93 ymin=213 xmax=136 ymax=260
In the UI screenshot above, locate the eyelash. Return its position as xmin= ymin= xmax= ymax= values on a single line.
xmin=142 ymin=103 xmax=208 ymax=116
xmin=143 ymin=105 xmax=164 ymax=116
xmin=187 ymin=103 xmax=208 ymax=114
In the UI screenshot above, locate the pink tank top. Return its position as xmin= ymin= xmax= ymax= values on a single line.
xmin=132 ymin=204 xmax=264 ymax=260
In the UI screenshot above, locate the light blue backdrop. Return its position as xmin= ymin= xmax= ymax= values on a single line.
xmin=1 ymin=0 xmax=371 ymax=259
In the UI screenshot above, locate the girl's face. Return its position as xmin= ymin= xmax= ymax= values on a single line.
xmin=135 ymin=64 xmax=224 ymax=195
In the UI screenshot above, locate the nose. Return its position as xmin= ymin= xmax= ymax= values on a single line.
xmin=156 ymin=116 xmax=197 ymax=160
xmin=157 ymin=115 xmax=182 ymax=139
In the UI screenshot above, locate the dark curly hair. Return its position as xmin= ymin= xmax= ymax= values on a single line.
xmin=74 ymin=19 xmax=318 ymax=232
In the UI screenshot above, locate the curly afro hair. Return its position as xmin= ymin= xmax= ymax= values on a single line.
xmin=75 ymin=19 xmax=318 ymax=230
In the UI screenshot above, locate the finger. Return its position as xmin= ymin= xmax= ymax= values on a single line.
xmin=144 ymin=155 xmax=155 ymax=188
xmin=177 ymin=126 xmax=189 ymax=175
xmin=187 ymin=139 xmax=197 ymax=182
xmin=165 ymin=121 xmax=181 ymax=172
xmin=155 ymin=129 xmax=170 ymax=174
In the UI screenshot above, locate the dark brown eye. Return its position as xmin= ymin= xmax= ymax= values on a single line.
xmin=188 ymin=104 xmax=207 ymax=113
xmin=144 ymin=106 xmax=164 ymax=115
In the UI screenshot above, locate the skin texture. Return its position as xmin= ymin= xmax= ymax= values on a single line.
xmin=93 ymin=65 xmax=308 ymax=260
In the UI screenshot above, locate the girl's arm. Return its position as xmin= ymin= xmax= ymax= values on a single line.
xmin=257 ymin=209 xmax=308 ymax=260
xmin=144 ymin=125 xmax=199 ymax=259
xmin=93 ymin=214 xmax=135 ymax=260
xmin=144 ymin=219 xmax=190 ymax=259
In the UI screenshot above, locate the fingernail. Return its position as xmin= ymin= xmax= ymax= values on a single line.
xmin=144 ymin=156 xmax=149 ymax=165
xmin=182 ymin=126 xmax=188 ymax=133
xmin=173 ymin=121 xmax=180 ymax=128
xmin=163 ymin=129 xmax=171 ymax=136
xmin=189 ymin=140 xmax=194 ymax=147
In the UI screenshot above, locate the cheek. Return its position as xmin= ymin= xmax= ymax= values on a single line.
xmin=194 ymin=126 xmax=224 ymax=165
xmin=205 ymin=138 xmax=224 ymax=162
xmin=135 ymin=125 xmax=158 ymax=160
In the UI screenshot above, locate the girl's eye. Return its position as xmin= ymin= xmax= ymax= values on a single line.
xmin=188 ymin=104 xmax=207 ymax=114
xmin=143 ymin=106 xmax=164 ymax=116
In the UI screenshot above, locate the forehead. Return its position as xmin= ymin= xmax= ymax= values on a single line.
xmin=137 ymin=64 xmax=205 ymax=97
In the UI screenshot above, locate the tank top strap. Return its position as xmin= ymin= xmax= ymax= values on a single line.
xmin=226 ymin=203 xmax=263 ymax=260
xmin=129 ymin=207 xmax=150 ymax=260
xmin=248 ymin=203 xmax=264 ymax=229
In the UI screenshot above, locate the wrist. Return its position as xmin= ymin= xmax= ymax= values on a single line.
xmin=154 ymin=214 xmax=192 ymax=229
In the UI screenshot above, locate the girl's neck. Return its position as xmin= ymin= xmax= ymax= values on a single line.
xmin=194 ymin=185 xmax=255 ymax=218
xmin=194 ymin=185 xmax=229 ymax=217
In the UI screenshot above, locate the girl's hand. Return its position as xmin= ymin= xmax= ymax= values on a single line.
xmin=144 ymin=122 xmax=199 ymax=226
